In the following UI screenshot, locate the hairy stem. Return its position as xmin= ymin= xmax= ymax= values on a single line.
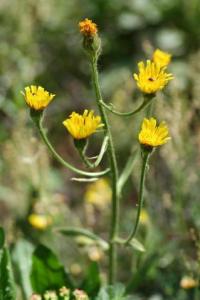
xmin=90 ymin=56 xmax=119 ymax=284
xmin=100 ymin=95 xmax=154 ymax=117
xmin=126 ymin=151 xmax=150 ymax=243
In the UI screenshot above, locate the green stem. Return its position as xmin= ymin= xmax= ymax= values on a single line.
xmin=32 ymin=114 xmax=110 ymax=178
xmin=90 ymin=56 xmax=119 ymax=284
xmin=146 ymin=96 xmax=155 ymax=117
xmin=125 ymin=151 xmax=150 ymax=243
xmin=100 ymin=95 xmax=155 ymax=117
xmin=78 ymin=136 xmax=109 ymax=169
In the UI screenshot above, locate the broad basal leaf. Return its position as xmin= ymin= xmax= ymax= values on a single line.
xmin=31 ymin=244 xmax=73 ymax=294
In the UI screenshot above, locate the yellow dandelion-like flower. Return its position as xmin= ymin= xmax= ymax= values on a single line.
xmin=180 ymin=276 xmax=198 ymax=289
xmin=153 ymin=48 xmax=171 ymax=67
xmin=22 ymin=85 xmax=55 ymax=110
xmin=63 ymin=110 xmax=103 ymax=140
xmin=139 ymin=118 xmax=170 ymax=147
xmin=79 ymin=18 xmax=98 ymax=36
xmin=133 ymin=60 xmax=173 ymax=94
xmin=28 ymin=214 xmax=52 ymax=230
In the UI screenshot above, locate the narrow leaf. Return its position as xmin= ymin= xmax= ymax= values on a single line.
xmin=57 ymin=227 xmax=109 ymax=250
xmin=117 ymin=149 xmax=138 ymax=194
xmin=128 ymin=238 xmax=145 ymax=252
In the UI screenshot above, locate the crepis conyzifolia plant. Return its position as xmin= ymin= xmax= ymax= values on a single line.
xmin=21 ymin=18 xmax=174 ymax=285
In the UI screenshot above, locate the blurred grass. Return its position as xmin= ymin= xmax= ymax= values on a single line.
xmin=0 ymin=0 xmax=200 ymax=299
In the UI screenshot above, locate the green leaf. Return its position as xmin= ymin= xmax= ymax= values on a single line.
xmin=0 ymin=247 xmax=16 ymax=300
xmin=31 ymin=244 xmax=73 ymax=294
xmin=57 ymin=227 xmax=109 ymax=250
xmin=128 ymin=238 xmax=146 ymax=252
xmin=12 ymin=239 xmax=34 ymax=299
xmin=81 ymin=262 xmax=101 ymax=297
xmin=117 ymin=148 xmax=138 ymax=194
xmin=96 ymin=283 xmax=128 ymax=300
xmin=0 ymin=227 xmax=5 ymax=249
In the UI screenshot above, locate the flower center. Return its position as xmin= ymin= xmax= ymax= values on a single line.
xmin=148 ymin=77 xmax=155 ymax=82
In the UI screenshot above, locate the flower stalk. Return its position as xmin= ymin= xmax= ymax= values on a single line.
xmin=76 ymin=136 xmax=109 ymax=169
xmin=99 ymin=94 xmax=155 ymax=117
xmin=125 ymin=150 xmax=150 ymax=243
xmin=30 ymin=110 xmax=110 ymax=178
xmin=90 ymin=55 xmax=119 ymax=284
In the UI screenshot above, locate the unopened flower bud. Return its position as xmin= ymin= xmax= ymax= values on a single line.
xmin=79 ymin=18 xmax=101 ymax=59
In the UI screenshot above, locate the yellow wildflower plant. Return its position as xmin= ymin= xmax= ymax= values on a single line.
xmin=79 ymin=18 xmax=98 ymax=36
xmin=28 ymin=213 xmax=52 ymax=230
xmin=63 ymin=110 xmax=104 ymax=140
xmin=133 ymin=60 xmax=173 ymax=94
xmin=139 ymin=117 xmax=170 ymax=147
xmin=22 ymin=85 xmax=55 ymax=110
xmin=153 ymin=48 xmax=171 ymax=67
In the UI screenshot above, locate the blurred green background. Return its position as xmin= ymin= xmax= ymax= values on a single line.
xmin=0 ymin=0 xmax=200 ymax=299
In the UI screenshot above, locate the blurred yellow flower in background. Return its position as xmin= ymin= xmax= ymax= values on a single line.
xmin=79 ymin=18 xmax=98 ymax=36
xmin=84 ymin=178 xmax=111 ymax=210
xmin=180 ymin=276 xmax=198 ymax=289
xmin=133 ymin=60 xmax=173 ymax=94
xmin=63 ymin=110 xmax=103 ymax=140
xmin=153 ymin=49 xmax=171 ymax=67
xmin=70 ymin=263 xmax=82 ymax=276
xmin=28 ymin=213 xmax=52 ymax=230
xmin=139 ymin=118 xmax=170 ymax=147
xmin=88 ymin=246 xmax=104 ymax=262
xmin=140 ymin=209 xmax=150 ymax=225
xmin=22 ymin=86 xmax=55 ymax=110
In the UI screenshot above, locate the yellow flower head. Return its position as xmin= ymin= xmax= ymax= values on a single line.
xmin=133 ymin=60 xmax=173 ymax=94
xmin=79 ymin=18 xmax=98 ymax=36
xmin=28 ymin=214 xmax=52 ymax=230
xmin=63 ymin=110 xmax=103 ymax=140
xmin=139 ymin=118 xmax=170 ymax=147
xmin=153 ymin=48 xmax=171 ymax=67
xmin=22 ymin=85 xmax=55 ymax=110
xmin=180 ymin=276 xmax=198 ymax=289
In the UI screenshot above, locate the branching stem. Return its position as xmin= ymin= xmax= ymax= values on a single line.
xmin=32 ymin=114 xmax=110 ymax=178
xmin=90 ymin=56 xmax=119 ymax=284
